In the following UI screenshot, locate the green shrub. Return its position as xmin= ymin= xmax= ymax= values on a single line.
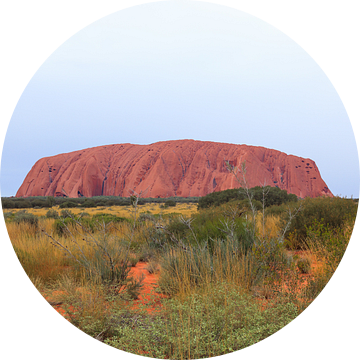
xmin=46 ymin=209 xmax=59 ymax=219
xmin=13 ymin=212 xmax=39 ymax=227
xmin=53 ymin=218 xmax=75 ymax=236
xmin=198 ymin=186 xmax=297 ymax=209
xmin=265 ymin=201 xmax=299 ymax=217
xmin=287 ymin=196 xmax=357 ymax=248
xmin=165 ymin=199 xmax=176 ymax=207
xmin=59 ymin=200 xmax=78 ymax=208
xmin=46 ymin=196 xmax=55 ymax=207
xmin=159 ymin=205 xmax=249 ymax=251
xmin=60 ymin=209 xmax=75 ymax=218
xmin=1 ymin=198 xmax=13 ymax=209
xmin=82 ymin=199 xmax=96 ymax=208
xmin=15 ymin=199 xmax=32 ymax=208
xmin=3 ymin=211 xmax=14 ymax=221
xmin=30 ymin=198 xmax=49 ymax=208
xmin=91 ymin=213 xmax=129 ymax=224
xmin=106 ymin=284 xmax=298 ymax=358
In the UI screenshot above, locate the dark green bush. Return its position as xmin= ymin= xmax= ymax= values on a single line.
xmin=46 ymin=196 xmax=55 ymax=207
xmin=82 ymin=199 xmax=96 ymax=208
xmin=198 ymin=186 xmax=297 ymax=209
xmin=15 ymin=199 xmax=32 ymax=208
xmin=168 ymin=205 xmax=248 ymax=249
xmin=59 ymin=200 xmax=78 ymax=208
xmin=91 ymin=213 xmax=129 ymax=224
xmin=1 ymin=199 xmax=15 ymax=209
xmin=287 ymin=196 xmax=357 ymax=248
xmin=165 ymin=199 xmax=176 ymax=207
xmin=30 ymin=199 xmax=49 ymax=208
xmin=265 ymin=201 xmax=299 ymax=217
xmin=46 ymin=209 xmax=59 ymax=219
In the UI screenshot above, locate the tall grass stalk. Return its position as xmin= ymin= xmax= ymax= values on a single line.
xmin=159 ymin=237 xmax=256 ymax=297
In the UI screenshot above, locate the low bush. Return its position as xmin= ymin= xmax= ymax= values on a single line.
xmin=60 ymin=209 xmax=75 ymax=218
xmin=91 ymin=213 xmax=129 ymax=224
xmin=3 ymin=211 xmax=14 ymax=221
xmin=161 ymin=199 xmax=177 ymax=209
xmin=59 ymin=200 xmax=78 ymax=208
xmin=13 ymin=211 xmax=39 ymax=228
xmin=106 ymin=283 xmax=298 ymax=358
xmin=198 ymin=186 xmax=297 ymax=209
xmin=30 ymin=198 xmax=49 ymax=208
xmin=46 ymin=209 xmax=59 ymax=219
xmin=82 ymin=199 xmax=96 ymax=208
xmin=53 ymin=218 xmax=76 ymax=236
xmin=157 ymin=205 xmax=249 ymax=251
xmin=287 ymin=196 xmax=357 ymax=248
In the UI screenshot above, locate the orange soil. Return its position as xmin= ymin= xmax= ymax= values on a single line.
xmin=47 ymin=262 xmax=165 ymax=317
xmin=48 ymin=253 xmax=321 ymax=317
xmin=128 ymin=262 xmax=166 ymax=313
xmin=256 ymin=250 xmax=324 ymax=310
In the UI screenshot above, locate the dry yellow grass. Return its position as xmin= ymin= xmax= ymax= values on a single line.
xmin=6 ymin=216 xmax=137 ymax=282
xmin=3 ymin=202 xmax=197 ymax=218
xmin=4 ymin=201 xmax=197 ymax=284
xmin=255 ymin=213 xmax=281 ymax=239
xmin=6 ymin=218 xmax=72 ymax=281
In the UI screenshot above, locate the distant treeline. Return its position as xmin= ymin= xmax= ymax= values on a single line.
xmin=2 ymin=187 xmax=358 ymax=214
xmin=1 ymin=195 xmax=199 ymax=209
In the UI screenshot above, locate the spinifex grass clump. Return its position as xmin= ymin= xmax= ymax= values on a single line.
xmin=158 ymin=237 xmax=256 ymax=296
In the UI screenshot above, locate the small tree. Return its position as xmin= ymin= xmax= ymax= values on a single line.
xmin=225 ymin=161 xmax=302 ymax=287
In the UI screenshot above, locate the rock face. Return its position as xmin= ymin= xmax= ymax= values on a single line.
xmin=16 ymin=140 xmax=332 ymax=198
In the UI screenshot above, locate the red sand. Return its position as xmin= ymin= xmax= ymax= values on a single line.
xmin=48 ymin=253 xmax=320 ymax=318
xmin=47 ymin=262 xmax=165 ymax=317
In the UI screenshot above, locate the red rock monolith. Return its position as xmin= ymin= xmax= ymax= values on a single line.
xmin=16 ymin=140 xmax=332 ymax=198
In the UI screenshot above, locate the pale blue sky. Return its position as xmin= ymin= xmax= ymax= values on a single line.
xmin=1 ymin=1 xmax=358 ymax=197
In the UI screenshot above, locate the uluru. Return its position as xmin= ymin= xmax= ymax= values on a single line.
xmin=15 ymin=140 xmax=332 ymax=199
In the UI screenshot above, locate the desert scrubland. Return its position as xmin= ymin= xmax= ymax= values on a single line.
xmin=3 ymin=183 xmax=357 ymax=358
